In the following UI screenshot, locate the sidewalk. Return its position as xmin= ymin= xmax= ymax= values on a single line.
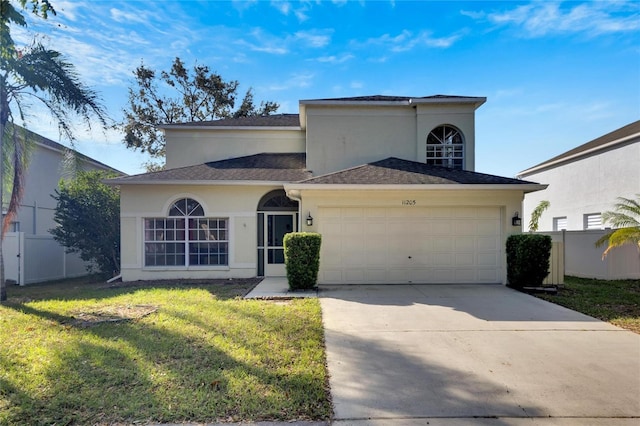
xmin=244 ymin=277 xmax=318 ymax=299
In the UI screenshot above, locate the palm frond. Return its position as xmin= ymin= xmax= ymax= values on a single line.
xmin=597 ymin=195 xmax=640 ymax=258
xmin=8 ymin=44 xmax=108 ymax=131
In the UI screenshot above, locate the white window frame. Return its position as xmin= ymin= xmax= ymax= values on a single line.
xmin=144 ymin=198 xmax=229 ymax=267
xmin=426 ymin=125 xmax=465 ymax=170
xmin=584 ymin=213 xmax=602 ymax=230
xmin=553 ymin=216 xmax=567 ymax=231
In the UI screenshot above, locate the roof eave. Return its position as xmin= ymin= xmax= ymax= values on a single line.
xmin=106 ymin=179 xmax=297 ymax=186
xmin=158 ymin=124 xmax=302 ymax=131
xmin=299 ymin=99 xmax=411 ymax=107
xmin=285 ymin=183 xmax=547 ymax=193
xmin=518 ymin=132 xmax=640 ymax=177
xmin=410 ymin=96 xmax=487 ymax=109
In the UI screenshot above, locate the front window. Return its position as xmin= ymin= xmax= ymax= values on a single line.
xmin=426 ymin=125 xmax=464 ymax=169
xmin=144 ymin=198 xmax=228 ymax=267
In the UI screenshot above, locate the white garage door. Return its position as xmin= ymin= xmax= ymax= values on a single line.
xmin=319 ymin=206 xmax=502 ymax=284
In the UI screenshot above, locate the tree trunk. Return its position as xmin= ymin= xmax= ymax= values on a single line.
xmin=0 ymin=117 xmax=6 ymax=302
xmin=1 ymin=80 xmax=8 ymax=301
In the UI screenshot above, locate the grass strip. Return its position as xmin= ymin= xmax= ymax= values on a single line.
xmin=535 ymin=276 xmax=640 ymax=333
xmin=0 ymin=277 xmax=331 ymax=425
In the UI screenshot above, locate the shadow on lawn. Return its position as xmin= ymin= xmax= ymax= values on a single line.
xmin=5 ymin=277 xmax=260 ymax=303
xmin=1 ymin=288 xmax=330 ymax=425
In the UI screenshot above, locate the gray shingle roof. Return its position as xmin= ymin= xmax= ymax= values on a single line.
xmin=519 ymin=120 xmax=640 ymax=176
xmin=109 ymin=153 xmax=310 ymax=184
xmin=303 ymin=94 xmax=483 ymax=102
xmin=299 ymin=157 xmax=535 ymax=185
xmin=161 ymin=114 xmax=300 ymax=128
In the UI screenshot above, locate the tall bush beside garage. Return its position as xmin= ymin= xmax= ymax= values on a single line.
xmin=506 ymin=234 xmax=552 ymax=288
xmin=284 ymin=232 xmax=322 ymax=290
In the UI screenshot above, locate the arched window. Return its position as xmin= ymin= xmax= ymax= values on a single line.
xmin=257 ymin=189 xmax=298 ymax=211
xmin=144 ymin=198 xmax=228 ymax=267
xmin=426 ymin=125 xmax=464 ymax=169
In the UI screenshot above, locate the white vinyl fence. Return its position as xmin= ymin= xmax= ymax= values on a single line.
xmin=541 ymin=230 xmax=640 ymax=281
xmin=2 ymin=232 xmax=89 ymax=285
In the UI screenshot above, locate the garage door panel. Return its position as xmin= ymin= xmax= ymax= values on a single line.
xmin=477 ymin=236 xmax=499 ymax=250
xmin=432 ymin=237 xmax=454 ymax=251
xmin=431 ymin=221 xmax=452 ymax=235
xmin=477 ymin=253 xmax=499 ymax=267
xmin=453 ymin=221 xmax=476 ymax=235
xmin=344 ymin=269 xmax=366 ymax=282
xmin=318 ymin=206 xmax=502 ymax=284
xmin=455 ymin=253 xmax=475 ymax=266
xmin=388 ymin=268 xmax=412 ymax=282
xmin=455 ymin=269 xmax=475 ymax=282
xmin=455 ymin=237 xmax=475 ymax=250
xmin=478 ymin=269 xmax=498 ymax=282
xmin=362 ymin=269 xmax=384 ymax=281
xmin=477 ymin=220 xmax=500 ymax=235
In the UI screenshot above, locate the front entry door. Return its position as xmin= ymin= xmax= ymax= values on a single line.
xmin=265 ymin=213 xmax=297 ymax=276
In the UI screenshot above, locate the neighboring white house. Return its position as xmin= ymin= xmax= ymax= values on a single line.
xmin=518 ymin=120 xmax=640 ymax=232
xmin=110 ymin=95 xmax=545 ymax=285
xmin=2 ymin=127 xmax=123 ymax=285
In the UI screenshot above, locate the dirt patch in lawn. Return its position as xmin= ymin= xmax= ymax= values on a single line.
xmin=69 ymin=304 xmax=158 ymax=327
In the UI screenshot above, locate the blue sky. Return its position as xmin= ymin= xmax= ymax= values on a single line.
xmin=12 ymin=0 xmax=640 ymax=177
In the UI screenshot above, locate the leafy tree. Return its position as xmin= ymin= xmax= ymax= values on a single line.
xmin=0 ymin=0 xmax=108 ymax=301
xmin=121 ymin=57 xmax=279 ymax=170
xmin=529 ymin=200 xmax=550 ymax=232
xmin=596 ymin=195 xmax=640 ymax=258
xmin=50 ymin=170 xmax=120 ymax=276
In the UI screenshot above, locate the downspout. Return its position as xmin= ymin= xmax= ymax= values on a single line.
xmin=286 ymin=189 xmax=303 ymax=231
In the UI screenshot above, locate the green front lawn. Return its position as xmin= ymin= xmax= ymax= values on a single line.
xmin=0 ymin=277 xmax=331 ymax=425
xmin=535 ymin=276 xmax=640 ymax=333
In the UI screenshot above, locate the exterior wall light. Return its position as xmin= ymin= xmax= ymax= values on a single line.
xmin=306 ymin=212 xmax=313 ymax=226
xmin=512 ymin=212 xmax=522 ymax=227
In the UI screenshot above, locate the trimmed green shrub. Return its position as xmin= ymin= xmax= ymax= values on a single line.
xmin=506 ymin=234 xmax=552 ymax=288
xmin=284 ymin=232 xmax=322 ymax=290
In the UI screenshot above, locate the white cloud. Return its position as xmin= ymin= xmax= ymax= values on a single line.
xmin=316 ymin=54 xmax=354 ymax=64
xmin=268 ymin=72 xmax=315 ymax=91
xmin=350 ymin=81 xmax=364 ymax=89
xmin=360 ymin=29 xmax=462 ymax=53
xmin=271 ymin=1 xmax=291 ymax=16
xmin=295 ymin=30 xmax=332 ymax=48
xmin=477 ymin=1 xmax=640 ymax=37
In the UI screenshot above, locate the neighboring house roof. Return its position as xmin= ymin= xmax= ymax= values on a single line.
xmin=8 ymin=125 xmax=124 ymax=175
xmin=159 ymin=114 xmax=301 ymax=129
xmin=298 ymin=157 xmax=538 ymax=186
xmin=108 ymin=153 xmax=310 ymax=185
xmin=518 ymin=120 xmax=640 ymax=177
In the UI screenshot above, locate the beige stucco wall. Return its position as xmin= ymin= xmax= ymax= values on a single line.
xmin=304 ymin=103 xmax=479 ymax=176
xmin=304 ymin=106 xmax=417 ymax=176
xmin=521 ymin=141 xmax=639 ymax=231
xmin=164 ymin=128 xmax=306 ymax=169
xmin=290 ymin=188 xmax=525 ymax=284
xmin=120 ymin=184 xmax=281 ymax=281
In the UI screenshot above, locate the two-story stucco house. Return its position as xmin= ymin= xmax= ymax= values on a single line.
xmin=518 ymin=120 xmax=640 ymax=232
xmin=110 ymin=95 xmax=544 ymax=284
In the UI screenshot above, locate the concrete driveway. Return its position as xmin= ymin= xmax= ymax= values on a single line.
xmin=319 ymin=284 xmax=640 ymax=425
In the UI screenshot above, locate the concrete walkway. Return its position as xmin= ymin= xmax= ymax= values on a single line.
xmin=320 ymin=284 xmax=640 ymax=425
xmin=244 ymin=277 xmax=318 ymax=299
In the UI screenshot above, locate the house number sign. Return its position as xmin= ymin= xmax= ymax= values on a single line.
xmin=402 ymin=199 xmax=416 ymax=206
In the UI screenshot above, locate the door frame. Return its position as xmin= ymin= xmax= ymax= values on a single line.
xmin=259 ymin=212 xmax=298 ymax=277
